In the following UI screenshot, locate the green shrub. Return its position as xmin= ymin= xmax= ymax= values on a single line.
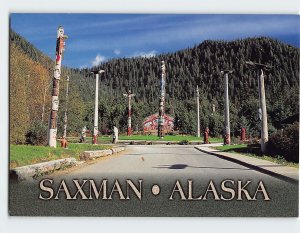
xmin=179 ymin=139 xmax=189 ymax=145
xmin=268 ymin=122 xmax=299 ymax=162
xmin=167 ymin=131 xmax=176 ymax=136
xmin=25 ymin=122 xmax=48 ymax=145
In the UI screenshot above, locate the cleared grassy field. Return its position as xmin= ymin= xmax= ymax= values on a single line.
xmin=215 ymin=144 xmax=247 ymax=151
xmin=10 ymin=143 xmax=112 ymax=168
xmin=68 ymin=135 xmax=223 ymax=142
xmin=118 ymin=135 xmax=212 ymax=141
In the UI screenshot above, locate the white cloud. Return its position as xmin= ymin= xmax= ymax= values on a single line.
xmin=114 ymin=49 xmax=121 ymax=55
xmin=131 ymin=50 xmax=157 ymax=58
xmin=91 ymin=54 xmax=106 ymax=66
xmin=68 ymin=16 xmax=298 ymax=53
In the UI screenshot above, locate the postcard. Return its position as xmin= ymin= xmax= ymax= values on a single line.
xmin=9 ymin=13 xmax=299 ymax=217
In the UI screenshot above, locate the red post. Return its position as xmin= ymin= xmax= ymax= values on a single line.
xmin=241 ymin=127 xmax=246 ymax=141
xmin=93 ymin=135 xmax=97 ymax=144
xmin=204 ymin=127 xmax=210 ymax=144
xmin=60 ymin=137 xmax=68 ymax=148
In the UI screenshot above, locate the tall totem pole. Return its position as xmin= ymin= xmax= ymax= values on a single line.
xmin=196 ymin=85 xmax=200 ymax=137
xmin=246 ymin=61 xmax=271 ymax=153
xmin=48 ymin=26 xmax=68 ymax=148
xmin=123 ymin=90 xmax=135 ymax=136
xmin=158 ymin=61 xmax=166 ymax=138
xmin=221 ymin=70 xmax=233 ymax=145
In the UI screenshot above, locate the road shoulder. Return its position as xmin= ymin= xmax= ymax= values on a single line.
xmin=195 ymin=143 xmax=299 ymax=184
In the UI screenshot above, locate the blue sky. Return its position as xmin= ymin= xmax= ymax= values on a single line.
xmin=10 ymin=14 xmax=300 ymax=68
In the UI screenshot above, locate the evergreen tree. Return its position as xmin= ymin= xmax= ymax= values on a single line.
xmin=9 ymin=30 xmax=299 ymax=143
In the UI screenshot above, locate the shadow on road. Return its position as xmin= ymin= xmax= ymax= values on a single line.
xmin=126 ymin=153 xmax=208 ymax=156
xmin=153 ymin=163 xmax=251 ymax=170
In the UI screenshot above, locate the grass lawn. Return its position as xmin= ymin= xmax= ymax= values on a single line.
xmin=215 ymin=144 xmax=299 ymax=168
xmin=10 ymin=143 xmax=112 ymax=169
xmin=68 ymin=135 xmax=223 ymax=142
xmin=216 ymin=144 xmax=248 ymax=151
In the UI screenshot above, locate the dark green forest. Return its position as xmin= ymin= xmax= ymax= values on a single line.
xmin=10 ymin=30 xmax=299 ymax=144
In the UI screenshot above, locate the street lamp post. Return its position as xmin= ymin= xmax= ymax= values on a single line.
xmin=91 ymin=70 xmax=105 ymax=144
xmin=123 ymin=90 xmax=135 ymax=136
xmin=221 ymin=70 xmax=233 ymax=145
xmin=246 ymin=61 xmax=271 ymax=153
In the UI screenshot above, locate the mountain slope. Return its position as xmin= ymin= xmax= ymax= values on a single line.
xmin=9 ymin=30 xmax=299 ymax=143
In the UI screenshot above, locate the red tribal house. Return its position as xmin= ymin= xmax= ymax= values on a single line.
xmin=143 ymin=113 xmax=174 ymax=135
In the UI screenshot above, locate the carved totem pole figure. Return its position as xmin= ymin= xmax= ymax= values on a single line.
xmin=221 ymin=70 xmax=233 ymax=145
xmin=123 ymin=90 xmax=135 ymax=136
xmin=113 ymin=126 xmax=119 ymax=144
xmin=48 ymin=26 xmax=68 ymax=147
xmin=196 ymin=85 xmax=200 ymax=137
xmin=158 ymin=61 xmax=166 ymax=138
xmin=204 ymin=127 xmax=210 ymax=144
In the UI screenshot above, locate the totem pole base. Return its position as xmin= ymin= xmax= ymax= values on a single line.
xmin=127 ymin=128 xmax=132 ymax=136
xmin=224 ymin=133 xmax=230 ymax=145
xmin=48 ymin=129 xmax=57 ymax=148
xmin=93 ymin=135 xmax=97 ymax=144
xmin=241 ymin=127 xmax=246 ymax=141
xmin=260 ymin=139 xmax=268 ymax=154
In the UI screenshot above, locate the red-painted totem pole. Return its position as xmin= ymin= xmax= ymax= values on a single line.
xmin=241 ymin=127 xmax=246 ymax=141
xmin=204 ymin=127 xmax=210 ymax=144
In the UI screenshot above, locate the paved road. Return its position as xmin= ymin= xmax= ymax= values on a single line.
xmin=59 ymin=145 xmax=284 ymax=181
xmin=9 ymin=145 xmax=298 ymax=216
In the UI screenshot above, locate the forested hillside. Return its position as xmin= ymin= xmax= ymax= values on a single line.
xmin=9 ymin=30 xmax=299 ymax=144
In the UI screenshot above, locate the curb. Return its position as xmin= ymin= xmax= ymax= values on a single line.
xmin=194 ymin=146 xmax=299 ymax=185
xmin=10 ymin=146 xmax=126 ymax=181
xmin=80 ymin=146 xmax=126 ymax=161
xmin=10 ymin=158 xmax=77 ymax=181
